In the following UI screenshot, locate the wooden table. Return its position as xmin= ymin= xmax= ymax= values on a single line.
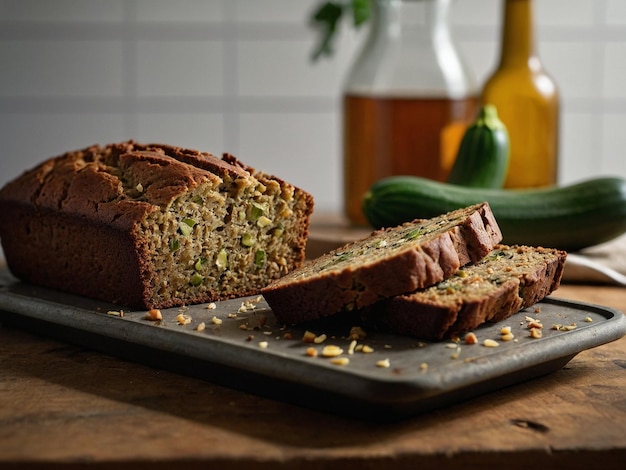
xmin=1 ymin=271 xmax=626 ymax=468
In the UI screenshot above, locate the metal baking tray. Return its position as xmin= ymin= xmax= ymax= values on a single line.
xmin=1 ymin=267 xmax=624 ymax=421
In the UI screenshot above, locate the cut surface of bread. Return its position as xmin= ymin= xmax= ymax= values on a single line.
xmin=0 ymin=141 xmax=313 ymax=309
xmin=262 ymin=203 xmax=502 ymax=325
xmin=366 ymin=245 xmax=567 ymax=340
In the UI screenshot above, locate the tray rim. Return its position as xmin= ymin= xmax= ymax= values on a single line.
xmin=1 ymin=273 xmax=625 ymax=419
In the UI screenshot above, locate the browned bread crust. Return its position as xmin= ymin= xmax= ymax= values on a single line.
xmin=367 ymin=245 xmax=567 ymax=340
xmin=0 ymin=141 xmax=314 ymax=309
xmin=262 ymin=203 xmax=502 ymax=325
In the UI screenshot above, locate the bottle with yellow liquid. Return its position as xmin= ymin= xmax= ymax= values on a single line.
xmin=481 ymin=0 xmax=559 ymax=188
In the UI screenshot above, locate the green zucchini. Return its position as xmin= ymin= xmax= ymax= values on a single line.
xmin=362 ymin=175 xmax=626 ymax=251
xmin=448 ymin=105 xmax=509 ymax=188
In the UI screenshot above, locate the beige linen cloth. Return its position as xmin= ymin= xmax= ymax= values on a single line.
xmin=563 ymin=234 xmax=626 ymax=286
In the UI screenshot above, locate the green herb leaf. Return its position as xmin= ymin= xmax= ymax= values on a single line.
xmin=310 ymin=1 xmax=371 ymax=61
xmin=351 ymin=0 xmax=371 ymax=26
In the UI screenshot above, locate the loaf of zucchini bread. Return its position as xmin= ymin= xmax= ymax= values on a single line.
xmin=262 ymin=203 xmax=502 ymax=325
xmin=0 ymin=141 xmax=314 ymax=309
xmin=365 ymin=244 xmax=567 ymax=340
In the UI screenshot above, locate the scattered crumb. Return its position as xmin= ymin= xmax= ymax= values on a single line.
xmin=305 ymin=347 xmax=318 ymax=357
xmin=376 ymin=358 xmax=391 ymax=368
xmin=144 ymin=309 xmax=162 ymax=321
xmin=321 ymin=345 xmax=344 ymax=357
xmin=206 ymin=302 xmax=217 ymax=310
xmin=195 ymin=322 xmax=206 ymax=332
xmin=347 ymin=339 xmax=357 ymax=355
xmin=584 ymin=316 xmax=593 ymax=323
xmin=176 ymin=313 xmax=191 ymax=325
xmin=302 ymin=330 xmax=317 ymax=343
xmin=483 ymin=339 xmax=499 ymax=348
xmin=529 ymin=328 xmax=543 ymax=339
xmin=107 ymin=310 xmax=124 ymax=317
xmin=211 ymin=316 xmax=222 ymax=325
xmin=313 ymin=333 xmax=327 ymax=344
xmin=450 ymin=347 xmax=461 ymax=360
xmin=464 ymin=332 xmax=478 ymax=345
xmin=330 ymin=357 xmax=350 ymax=366
xmin=258 ymin=341 xmax=269 ymax=349
xmin=349 ymin=326 xmax=367 ymax=341
xmin=361 ymin=345 xmax=374 ymax=354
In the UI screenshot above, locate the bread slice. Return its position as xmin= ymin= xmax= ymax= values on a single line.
xmin=0 ymin=141 xmax=314 ymax=309
xmin=365 ymin=245 xmax=567 ymax=340
xmin=262 ymin=203 xmax=502 ymax=325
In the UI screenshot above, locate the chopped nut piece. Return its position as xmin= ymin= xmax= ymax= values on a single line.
xmin=361 ymin=345 xmax=374 ymax=354
xmin=445 ymin=343 xmax=458 ymax=349
xmin=211 ymin=316 xmax=222 ymax=325
xmin=283 ymin=332 xmax=293 ymax=340
xmin=258 ymin=341 xmax=269 ymax=349
xmin=239 ymin=323 xmax=249 ymax=330
xmin=330 ymin=357 xmax=350 ymax=366
xmin=584 ymin=316 xmax=593 ymax=323
xmin=195 ymin=322 xmax=206 ymax=332
xmin=500 ymin=326 xmax=512 ymax=335
xmin=464 ymin=332 xmax=478 ymax=345
xmin=419 ymin=362 xmax=428 ymax=372
xmin=529 ymin=328 xmax=543 ymax=339
xmin=349 ymin=326 xmax=367 ymax=340
xmin=305 ymin=347 xmax=318 ymax=357
xmin=313 ymin=333 xmax=327 ymax=344
xmin=145 ymin=309 xmax=162 ymax=321
xmin=206 ymin=302 xmax=217 ymax=310
xmin=501 ymin=333 xmax=515 ymax=342
xmin=483 ymin=339 xmax=500 ymax=348
xmin=227 ymin=313 xmax=238 ymax=318
xmin=376 ymin=358 xmax=391 ymax=368
xmin=450 ymin=347 xmax=461 ymax=360
xmin=347 ymin=339 xmax=357 ymax=355
xmin=302 ymin=330 xmax=317 ymax=343
xmin=245 ymin=335 xmax=254 ymax=342
xmin=321 ymin=345 xmax=344 ymax=357
xmin=176 ymin=313 xmax=192 ymax=325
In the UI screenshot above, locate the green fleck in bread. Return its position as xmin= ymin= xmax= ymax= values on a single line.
xmin=367 ymin=245 xmax=567 ymax=340
xmin=262 ymin=203 xmax=502 ymax=325
xmin=0 ymin=141 xmax=314 ymax=309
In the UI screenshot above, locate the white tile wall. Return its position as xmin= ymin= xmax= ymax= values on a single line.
xmin=1 ymin=0 xmax=625 ymax=221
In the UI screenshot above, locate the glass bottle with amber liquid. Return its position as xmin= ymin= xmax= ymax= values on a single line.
xmin=481 ymin=0 xmax=559 ymax=188
xmin=343 ymin=0 xmax=478 ymax=225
